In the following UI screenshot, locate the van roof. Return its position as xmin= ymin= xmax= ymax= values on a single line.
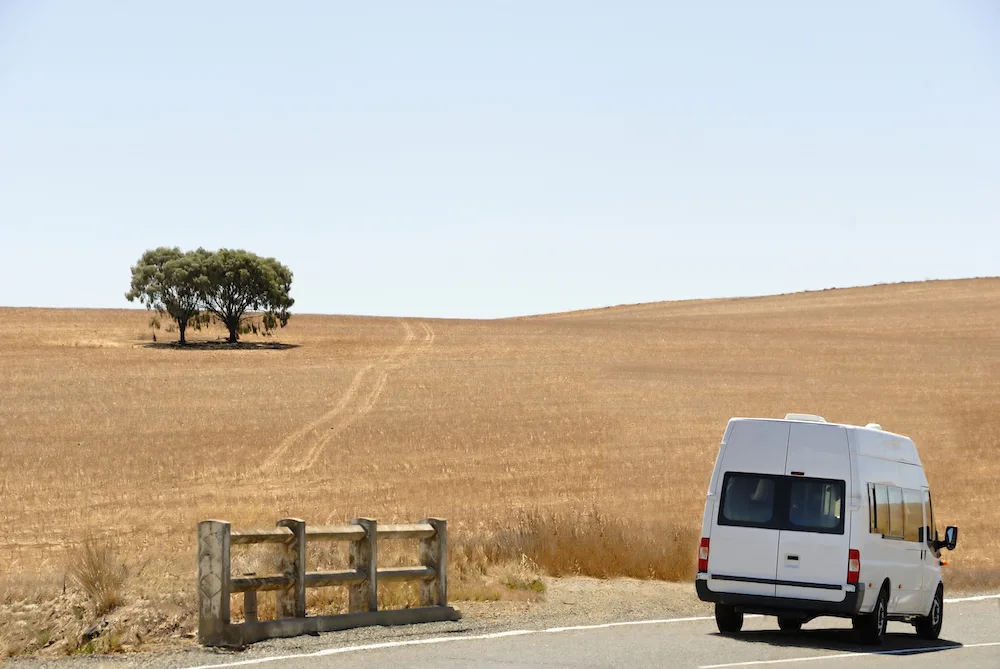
xmin=731 ymin=415 xmax=900 ymax=433
xmin=726 ymin=416 xmax=921 ymax=466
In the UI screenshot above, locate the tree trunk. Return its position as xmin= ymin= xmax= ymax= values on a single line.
xmin=178 ymin=319 xmax=187 ymax=346
xmin=226 ymin=319 xmax=239 ymax=344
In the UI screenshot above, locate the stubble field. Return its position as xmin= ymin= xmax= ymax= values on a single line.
xmin=1 ymin=278 xmax=998 ymax=655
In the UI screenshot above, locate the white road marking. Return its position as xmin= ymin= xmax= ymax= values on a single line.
xmin=698 ymin=641 xmax=1000 ymax=669
xmin=543 ymin=615 xmax=762 ymax=632
xmin=180 ymin=594 xmax=1000 ymax=669
xmin=181 ymin=630 xmax=536 ymax=669
xmin=179 ymin=616 xmax=753 ymax=669
xmin=945 ymin=593 xmax=1000 ymax=603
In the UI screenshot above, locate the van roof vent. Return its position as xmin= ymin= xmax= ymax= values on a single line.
xmin=866 ymin=423 xmax=883 ymax=430
xmin=784 ymin=413 xmax=827 ymax=423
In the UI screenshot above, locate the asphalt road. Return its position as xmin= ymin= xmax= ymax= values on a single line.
xmin=169 ymin=596 xmax=999 ymax=669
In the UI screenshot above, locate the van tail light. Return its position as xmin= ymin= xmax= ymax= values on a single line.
xmin=698 ymin=538 xmax=710 ymax=573
xmin=847 ymin=549 xmax=861 ymax=584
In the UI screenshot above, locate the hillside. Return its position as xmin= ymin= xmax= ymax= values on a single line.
xmin=1 ymin=278 xmax=998 ymax=653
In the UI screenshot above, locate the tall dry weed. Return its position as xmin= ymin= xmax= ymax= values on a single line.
xmin=67 ymin=538 xmax=128 ymax=615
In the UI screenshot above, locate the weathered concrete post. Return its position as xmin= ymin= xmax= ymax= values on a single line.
xmin=243 ymin=572 xmax=258 ymax=624
xmin=275 ymin=518 xmax=306 ymax=619
xmin=198 ymin=520 xmax=231 ymax=646
xmin=419 ymin=518 xmax=447 ymax=607
xmin=349 ymin=518 xmax=377 ymax=612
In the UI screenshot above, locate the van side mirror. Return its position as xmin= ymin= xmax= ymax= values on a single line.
xmin=943 ymin=526 xmax=958 ymax=551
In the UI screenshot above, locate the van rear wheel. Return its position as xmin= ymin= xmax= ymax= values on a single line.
xmin=777 ymin=617 xmax=802 ymax=632
xmin=854 ymin=586 xmax=888 ymax=645
xmin=915 ymin=586 xmax=943 ymax=640
xmin=715 ymin=603 xmax=744 ymax=634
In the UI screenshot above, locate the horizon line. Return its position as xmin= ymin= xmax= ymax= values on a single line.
xmin=1 ymin=275 xmax=997 ymax=322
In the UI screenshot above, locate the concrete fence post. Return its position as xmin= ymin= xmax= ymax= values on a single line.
xmin=243 ymin=572 xmax=258 ymax=623
xmin=275 ymin=518 xmax=306 ymax=619
xmin=197 ymin=520 xmax=231 ymax=645
xmin=419 ymin=518 xmax=447 ymax=607
xmin=349 ymin=518 xmax=377 ymax=612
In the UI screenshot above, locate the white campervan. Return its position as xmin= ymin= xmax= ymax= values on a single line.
xmin=695 ymin=414 xmax=958 ymax=644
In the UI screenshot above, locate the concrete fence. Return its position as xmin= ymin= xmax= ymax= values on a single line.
xmin=197 ymin=517 xmax=461 ymax=647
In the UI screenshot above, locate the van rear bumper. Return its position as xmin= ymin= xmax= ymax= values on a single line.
xmin=696 ymin=579 xmax=864 ymax=618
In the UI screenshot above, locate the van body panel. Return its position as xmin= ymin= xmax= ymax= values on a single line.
xmin=783 ymin=422 xmax=851 ymax=480
xmin=706 ymin=525 xmax=779 ymax=597
xmin=705 ymin=420 xmax=790 ymax=596
xmin=775 ymin=531 xmax=849 ymax=603
xmin=775 ymin=424 xmax=851 ymax=602
xmin=719 ymin=419 xmax=790 ymax=476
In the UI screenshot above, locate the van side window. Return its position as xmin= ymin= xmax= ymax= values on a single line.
xmin=923 ymin=490 xmax=937 ymax=548
xmin=902 ymin=488 xmax=923 ymax=542
xmin=886 ymin=486 xmax=905 ymax=539
xmin=869 ymin=483 xmax=889 ymax=535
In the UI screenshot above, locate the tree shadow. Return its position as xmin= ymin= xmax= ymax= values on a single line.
xmin=717 ymin=628 xmax=962 ymax=656
xmin=141 ymin=340 xmax=300 ymax=351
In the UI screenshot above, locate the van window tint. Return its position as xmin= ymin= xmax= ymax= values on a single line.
xmin=887 ymin=486 xmax=904 ymax=538
xmin=790 ymin=480 xmax=843 ymax=530
xmin=869 ymin=484 xmax=890 ymax=535
xmin=721 ymin=474 xmax=775 ymax=524
xmin=903 ymin=488 xmax=923 ymax=542
xmin=868 ymin=483 xmax=929 ymax=542
xmin=718 ymin=472 xmax=845 ymax=535
xmin=924 ymin=490 xmax=936 ymax=548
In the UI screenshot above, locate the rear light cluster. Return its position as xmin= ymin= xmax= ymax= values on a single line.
xmin=698 ymin=538 xmax=710 ymax=573
xmin=847 ymin=549 xmax=861 ymax=584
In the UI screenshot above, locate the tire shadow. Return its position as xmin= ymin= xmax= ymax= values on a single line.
xmin=716 ymin=628 xmax=962 ymax=655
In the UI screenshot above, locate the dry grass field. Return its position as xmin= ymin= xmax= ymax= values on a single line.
xmin=1 ymin=278 xmax=999 ymax=655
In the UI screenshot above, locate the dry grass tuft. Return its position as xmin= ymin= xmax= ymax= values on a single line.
xmin=67 ymin=538 xmax=128 ymax=615
xmin=467 ymin=509 xmax=697 ymax=582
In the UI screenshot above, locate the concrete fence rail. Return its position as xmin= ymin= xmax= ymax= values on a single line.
xmin=197 ymin=517 xmax=461 ymax=647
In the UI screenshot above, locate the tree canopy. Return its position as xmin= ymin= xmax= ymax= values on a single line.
xmin=199 ymin=248 xmax=294 ymax=343
xmin=126 ymin=248 xmax=294 ymax=345
xmin=125 ymin=247 xmax=206 ymax=345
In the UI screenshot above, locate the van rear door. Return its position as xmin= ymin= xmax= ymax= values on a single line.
xmin=708 ymin=420 xmax=790 ymax=598
xmin=775 ymin=423 xmax=851 ymax=602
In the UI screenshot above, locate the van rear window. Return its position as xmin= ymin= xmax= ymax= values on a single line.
xmin=721 ymin=474 xmax=776 ymax=524
xmin=718 ymin=472 xmax=846 ymax=535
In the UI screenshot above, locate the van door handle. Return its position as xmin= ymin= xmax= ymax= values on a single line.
xmin=787 ymin=555 xmax=799 ymax=561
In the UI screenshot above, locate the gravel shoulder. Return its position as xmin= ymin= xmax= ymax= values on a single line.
xmin=3 ymin=577 xmax=710 ymax=669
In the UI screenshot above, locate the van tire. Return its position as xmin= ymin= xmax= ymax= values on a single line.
xmin=777 ymin=617 xmax=802 ymax=632
xmin=715 ymin=603 xmax=744 ymax=634
xmin=854 ymin=585 xmax=888 ymax=645
xmin=915 ymin=586 xmax=943 ymax=640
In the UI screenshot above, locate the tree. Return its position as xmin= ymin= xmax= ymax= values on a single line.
xmin=198 ymin=248 xmax=294 ymax=343
xmin=125 ymin=247 xmax=205 ymax=345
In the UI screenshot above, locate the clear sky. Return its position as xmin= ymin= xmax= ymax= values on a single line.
xmin=1 ymin=2 xmax=998 ymax=319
